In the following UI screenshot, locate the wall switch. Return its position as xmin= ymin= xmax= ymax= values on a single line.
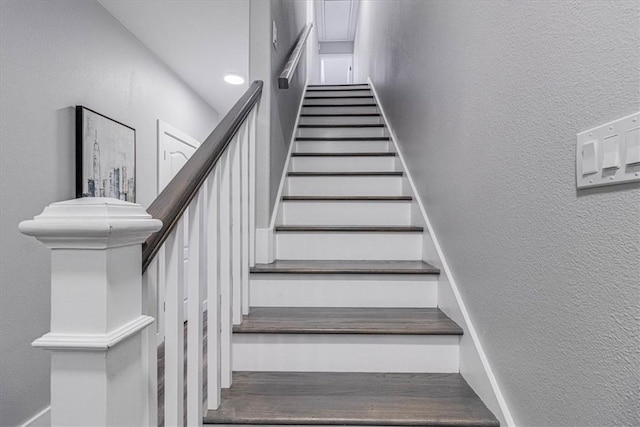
xmin=582 ymin=141 xmax=597 ymax=174
xmin=576 ymin=112 xmax=640 ymax=189
xmin=625 ymin=127 xmax=640 ymax=166
xmin=602 ymin=135 xmax=620 ymax=170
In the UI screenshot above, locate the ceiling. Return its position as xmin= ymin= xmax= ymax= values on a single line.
xmin=99 ymin=0 xmax=250 ymax=116
xmin=314 ymin=0 xmax=360 ymax=42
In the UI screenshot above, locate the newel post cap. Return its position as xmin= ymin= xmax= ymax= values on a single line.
xmin=19 ymin=197 xmax=162 ymax=249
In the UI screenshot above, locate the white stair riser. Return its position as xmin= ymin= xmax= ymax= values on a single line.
xmin=306 ymin=89 xmax=372 ymax=97
xmin=302 ymin=106 xmax=378 ymax=115
xmin=233 ymin=334 xmax=459 ymax=373
xmin=297 ymin=127 xmax=386 ymax=138
xmin=286 ymin=176 xmax=404 ymax=196
xmin=290 ymin=157 xmax=397 ymax=172
xmin=305 ymin=97 xmax=376 ymax=106
xmin=276 ymin=232 xmax=423 ymax=260
xmin=308 ymin=85 xmax=370 ymax=90
xmin=250 ymin=274 xmax=437 ymax=307
xmin=281 ymin=201 xmax=411 ymax=225
xmin=295 ymin=140 xmax=390 ymax=153
xmin=299 ymin=115 xmax=382 ymax=125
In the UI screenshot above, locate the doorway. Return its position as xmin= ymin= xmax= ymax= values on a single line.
xmin=320 ymin=54 xmax=353 ymax=85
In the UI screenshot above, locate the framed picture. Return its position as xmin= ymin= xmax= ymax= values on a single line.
xmin=76 ymin=106 xmax=136 ymax=202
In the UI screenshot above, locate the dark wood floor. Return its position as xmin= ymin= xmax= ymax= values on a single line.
xmin=233 ymin=307 xmax=463 ymax=335
xmin=157 ymin=315 xmax=207 ymax=427
xmin=204 ymin=371 xmax=500 ymax=426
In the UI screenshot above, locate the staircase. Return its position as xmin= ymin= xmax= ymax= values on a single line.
xmin=204 ymin=83 xmax=499 ymax=426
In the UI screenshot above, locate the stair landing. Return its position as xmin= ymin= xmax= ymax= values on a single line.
xmin=204 ymin=372 xmax=499 ymax=426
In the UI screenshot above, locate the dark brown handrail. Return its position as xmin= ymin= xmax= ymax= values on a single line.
xmin=142 ymin=80 xmax=263 ymax=273
xmin=278 ymin=23 xmax=313 ymax=89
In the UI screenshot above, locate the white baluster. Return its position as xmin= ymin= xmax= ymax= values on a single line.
xmin=165 ymin=221 xmax=185 ymax=426
xmin=231 ymin=134 xmax=243 ymax=325
xmin=187 ymin=191 xmax=205 ymax=426
xmin=241 ymin=121 xmax=251 ymax=316
xmin=219 ymin=150 xmax=233 ymax=388
xmin=249 ymin=107 xmax=258 ymax=267
xmin=142 ymin=262 xmax=159 ymax=427
xmin=206 ymin=168 xmax=222 ymax=410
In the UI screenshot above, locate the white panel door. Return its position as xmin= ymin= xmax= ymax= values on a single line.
xmin=157 ymin=120 xmax=200 ymax=339
xmin=320 ymin=54 xmax=353 ymax=85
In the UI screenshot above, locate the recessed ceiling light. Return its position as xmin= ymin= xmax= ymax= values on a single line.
xmin=224 ymin=74 xmax=245 ymax=85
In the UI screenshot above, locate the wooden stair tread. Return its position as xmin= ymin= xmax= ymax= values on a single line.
xmin=306 ymin=87 xmax=371 ymax=92
xmin=308 ymin=84 xmax=370 ymax=87
xmin=250 ymin=260 xmax=440 ymax=274
xmin=233 ymin=307 xmax=462 ymax=335
xmin=296 ymin=136 xmax=390 ymax=141
xmin=288 ymin=171 xmax=402 ymax=177
xmin=303 ymin=103 xmax=378 ymax=107
xmin=300 ymin=113 xmax=381 ymax=117
xmin=204 ymin=372 xmax=499 ymax=426
xmin=298 ymin=123 xmax=385 ymax=128
xmin=275 ymin=225 xmax=423 ymax=232
xmin=282 ymin=195 xmax=411 ymax=201
xmin=305 ymin=95 xmax=374 ymax=99
xmin=292 ymin=152 xmax=395 ymax=157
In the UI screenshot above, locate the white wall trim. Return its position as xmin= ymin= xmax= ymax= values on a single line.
xmin=256 ymin=80 xmax=310 ymax=264
xmin=32 ymin=315 xmax=154 ymax=351
xmin=268 ymin=81 xmax=309 ymax=230
xmin=367 ymin=78 xmax=515 ymax=427
xmin=255 ymin=227 xmax=274 ymax=264
xmin=20 ymin=406 xmax=50 ymax=427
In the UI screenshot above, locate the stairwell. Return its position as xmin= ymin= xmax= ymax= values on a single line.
xmin=204 ymin=84 xmax=500 ymax=426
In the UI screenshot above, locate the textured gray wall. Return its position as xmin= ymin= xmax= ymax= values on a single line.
xmin=269 ymin=0 xmax=308 ymax=217
xmin=354 ymin=1 xmax=640 ymax=425
xmin=0 ymin=1 xmax=218 ymax=425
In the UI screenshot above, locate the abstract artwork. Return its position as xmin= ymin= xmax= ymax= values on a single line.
xmin=76 ymin=106 xmax=136 ymax=202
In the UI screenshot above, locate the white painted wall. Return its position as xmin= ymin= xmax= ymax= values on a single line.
xmin=0 ymin=1 xmax=218 ymax=425
xmin=354 ymin=1 xmax=640 ymax=425
xmin=99 ymin=0 xmax=250 ymax=117
xmin=269 ymin=0 xmax=309 ymax=221
xmin=319 ymin=41 xmax=354 ymax=55
xmin=249 ymin=0 xmax=309 ymax=231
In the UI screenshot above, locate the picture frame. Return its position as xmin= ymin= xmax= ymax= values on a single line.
xmin=76 ymin=106 xmax=136 ymax=202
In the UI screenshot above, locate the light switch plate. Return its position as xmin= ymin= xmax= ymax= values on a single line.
xmin=576 ymin=112 xmax=640 ymax=189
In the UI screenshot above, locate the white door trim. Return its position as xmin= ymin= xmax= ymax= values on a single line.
xmin=157 ymin=120 xmax=200 ymax=194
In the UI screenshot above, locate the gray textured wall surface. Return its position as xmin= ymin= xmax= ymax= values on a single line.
xmin=354 ymin=1 xmax=640 ymax=425
xmin=269 ymin=0 xmax=308 ymax=217
xmin=0 ymin=1 xmax=217 ymax=425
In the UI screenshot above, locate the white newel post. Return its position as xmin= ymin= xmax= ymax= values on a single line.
xmin=19 ymin=198 xmax=162 ymax=427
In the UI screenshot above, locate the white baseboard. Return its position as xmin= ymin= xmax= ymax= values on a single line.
xmin=20 ymin=406 xmax=50 ymax=427
xmin=367 ymin=78 xmax=515 ymax=427
xmin=255 ymin=227 xmax=274 ymax=263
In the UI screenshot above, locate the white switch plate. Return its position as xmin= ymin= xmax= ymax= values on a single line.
xmin=576 ymin=112 xmax=640 ymax=189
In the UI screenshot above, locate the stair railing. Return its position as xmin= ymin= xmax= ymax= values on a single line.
xmin=278 ymin=22 xmax=313 ymax=89
xmin=20 ymin=80 xmax=263 ymax=426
